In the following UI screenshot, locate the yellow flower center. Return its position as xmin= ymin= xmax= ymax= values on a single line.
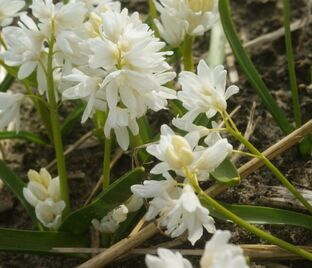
xmin=187 ymin=0 xmax=214 ymax=12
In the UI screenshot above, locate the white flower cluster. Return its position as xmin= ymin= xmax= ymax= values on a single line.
xmin=132 ymin=60 xmax=238 ymax=245
xmin=0 ymin=0 xmax=176 ymax=151
xmin=154 ymin=0 xmax=219 ymax=47
xmin=92 ymin=195 xmax=143 ymax=233
xmin=146 ymin=230 xmax=249 ymax=268
xmin=23 ymin=168 xmax=65 ymax=230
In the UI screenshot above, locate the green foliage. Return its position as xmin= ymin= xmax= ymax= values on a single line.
xmin=0 ymin=161 xmax=38 ymax=225
xmin=211 ymin=158 xmax=240 ymax=186
xmin=60 ymin=167 xmax=145 ymax=234
xmin=219 ymin=0 xmax=293 ymax=135
xmin=0 ymin=228 xmax=88 ymax=254
xmin=0 ymin=131 xmax=48 ymax=145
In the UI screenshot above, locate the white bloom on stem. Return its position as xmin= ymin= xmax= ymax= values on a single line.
xmin=154 ymin=0 xmax=219 ymax=47
xmin=163 ymin=184 xmax=215 ymax=245
xmin=200 ymin=230 xmax=249 ymax=268
xmin=35 ymin=199 xmax=65 ymax=230
xmin=62 ymin=8 xmax=176 ymax=150
xmin=23 ymin=168 xmax=62 ymax=207
xmin=92 ymin=204 xmax=129 ymax=233
xmin=132 ymin=180 xmax=215 ymax=245
xmin=146 ymin=248 xmax=192 ymax=268
xmin=146 ymin=124 xmax=232 ymax=181
xmin=178 ymin=60 xmax=239 ymax=123
xmin=0 ymin=92 xmax=24 ymax=131
xmin=92 ymin=195 xmax=143 ymax=233
xmin=145 ymin=230 xmax=248 ymax=268
xmin=63 ymin=67 xmax=107 ymax=123
xmin=72 ymin=0 xmax=120 ymax=14
xmin=0 ymin=0 xmax=25 ymax=27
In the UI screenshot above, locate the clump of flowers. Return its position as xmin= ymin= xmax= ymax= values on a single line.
xmin=154 ymin=0 xmax=219 ymax=47
xmin=23 ymin=168 xmax=65 ymax=230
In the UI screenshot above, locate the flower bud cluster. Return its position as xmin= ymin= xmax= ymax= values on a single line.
xmin=23 ymin=168 xmax=65 ymax=230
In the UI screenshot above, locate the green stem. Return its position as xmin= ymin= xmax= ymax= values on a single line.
xmin=46 ymin=24 xmax=70 ymax=215
xmin=224 ymin=116 xmax=312 ymax=214
xmin=198 ymin=190 xmax=312 ymax=261
xmin=148 ymin=0 xmax=160 ymax=37
xmin=283 ymin=0 xmax=301 ymax=128
xmin=102 ymin=137 xmax=112 ymax=188
xmin=183 ymin=35 xmax=194 ymax=71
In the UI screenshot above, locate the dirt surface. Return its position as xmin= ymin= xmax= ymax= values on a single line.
xmin=0 ymin=0 xmax=311 ymax=267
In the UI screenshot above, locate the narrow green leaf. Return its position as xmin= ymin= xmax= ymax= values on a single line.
xmin=61 ymin=102 xmax=85 ymax=137
xmin=60 ymin=167 xmax=145 ymax=234
xmin=0 ymin=74 xmax=14 ymax=92
xmin=219 ymin=0 xmax=293 ymax=134
xmin=0 ymin=131 xmax=48 ymax=145
xmin=211 ymin=158 xmax=240 ymax=186
xmin=0 ymin=161 xmax=37 ymax=224
xmin=207 ymin=202 xmax=312 ymax=230
xmin=0 ymin=228 xmax=89 ymax=253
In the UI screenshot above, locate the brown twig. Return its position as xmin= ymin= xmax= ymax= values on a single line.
xmin=53 ymin=244 xmax=312 ymax=261
xmin=76 ymin=120 xmax=312 ymax=267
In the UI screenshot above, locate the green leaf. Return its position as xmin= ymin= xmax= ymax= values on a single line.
xmin=0 ymin=161 xmax=37 ymax=225
xmin=219 ymin=0 xmax=293 ymax=135
xmin=61 ymin=102 xmax=85 ymax=137
xmin=0 ymin=74 xmax=14 ymax=92
xmin=0 ymin=131 xmax=48 ymax=145
xmin=208 ymin=202 xmax=312 ymax=230
xmin=211 ymin=158 xmax=240 ymax=186
xmin=60 ymin=167 xmax=145 ymax=234
xmin=0 ymin=228 xmax=89 ymax=253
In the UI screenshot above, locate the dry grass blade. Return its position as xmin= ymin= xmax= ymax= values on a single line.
xmin=77 ymin=120 xmax=312 ymax=267
xmin=53 ymin=245 xmax=312 ymax=261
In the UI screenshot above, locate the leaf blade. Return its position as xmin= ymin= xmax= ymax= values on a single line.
xmin=0 ymin=131 xmax=48 ymax=145
xmin=219 ymin=0 xmax=293 ymax=134
xmin=60 ymin=167 xmax=145 ymax=234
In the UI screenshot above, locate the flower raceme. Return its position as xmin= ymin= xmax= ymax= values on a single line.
xmin=154 ymin=0 xmax=219 ymax=47
xmin=23 ymin=168 xmax=65 ymax=230
xmin=132 ymin=179 xmax=216 ymax=245
xmin=145 ymin=230 xmax=249 ymax=268
xmin=146 ymin=124 xmax=232 ymax=181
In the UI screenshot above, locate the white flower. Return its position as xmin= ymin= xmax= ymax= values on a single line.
xmin=0 ymin=0 xmax=25 ymax=27
xmin=200 ymin=230 xmax=249 ymax=268
xmin=146 ymin=124 xmax=232 ymax=181
xmin=163 ymin=184 xmax=215 ymax=245
xmin=23 ymin=168 xmax=62 ymax=207
xmin=92 ymin=195 xmax=143 ymax=234
xmin=0 ymin=92 xmax=24 ymax=131
xmin=62 ymin=8 xmax=176 ymax=150
xmin=146 ymin=248 xmax=192 ymax=268
xmin=72 ymin=0 xmax=120 ymax=14
xmin=178 ymin=60 xmax=239 ymax=122
xmin=35 ymin=199 xmax=65 ymax=230
xmin=132 ymin=179 xmax=215 ymax=245
xmin=145 ymin=230 xmax=248 ymax=268
xmin=0 ymin=14 xmax=48 ymax=93
xmin=63 ymin=67 xmax=107 ymax=123
xmin=154 ymin=0 xmax=219 ymax=47
xmin=92 ymin=204 xmax=128 ymax=233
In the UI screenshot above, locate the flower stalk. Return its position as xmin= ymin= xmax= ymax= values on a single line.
xmin=198 ymin=189 xmax=312 ymax=261
xmin=222 ymin=112 xmax=312 ymax=215
xmin=46 ymin=22 xmax=70 ymax=215
xmin=183 ymin=34 xmax=194 ymax=71
xmin=102 ymin=137 xmax=112 ymax=188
